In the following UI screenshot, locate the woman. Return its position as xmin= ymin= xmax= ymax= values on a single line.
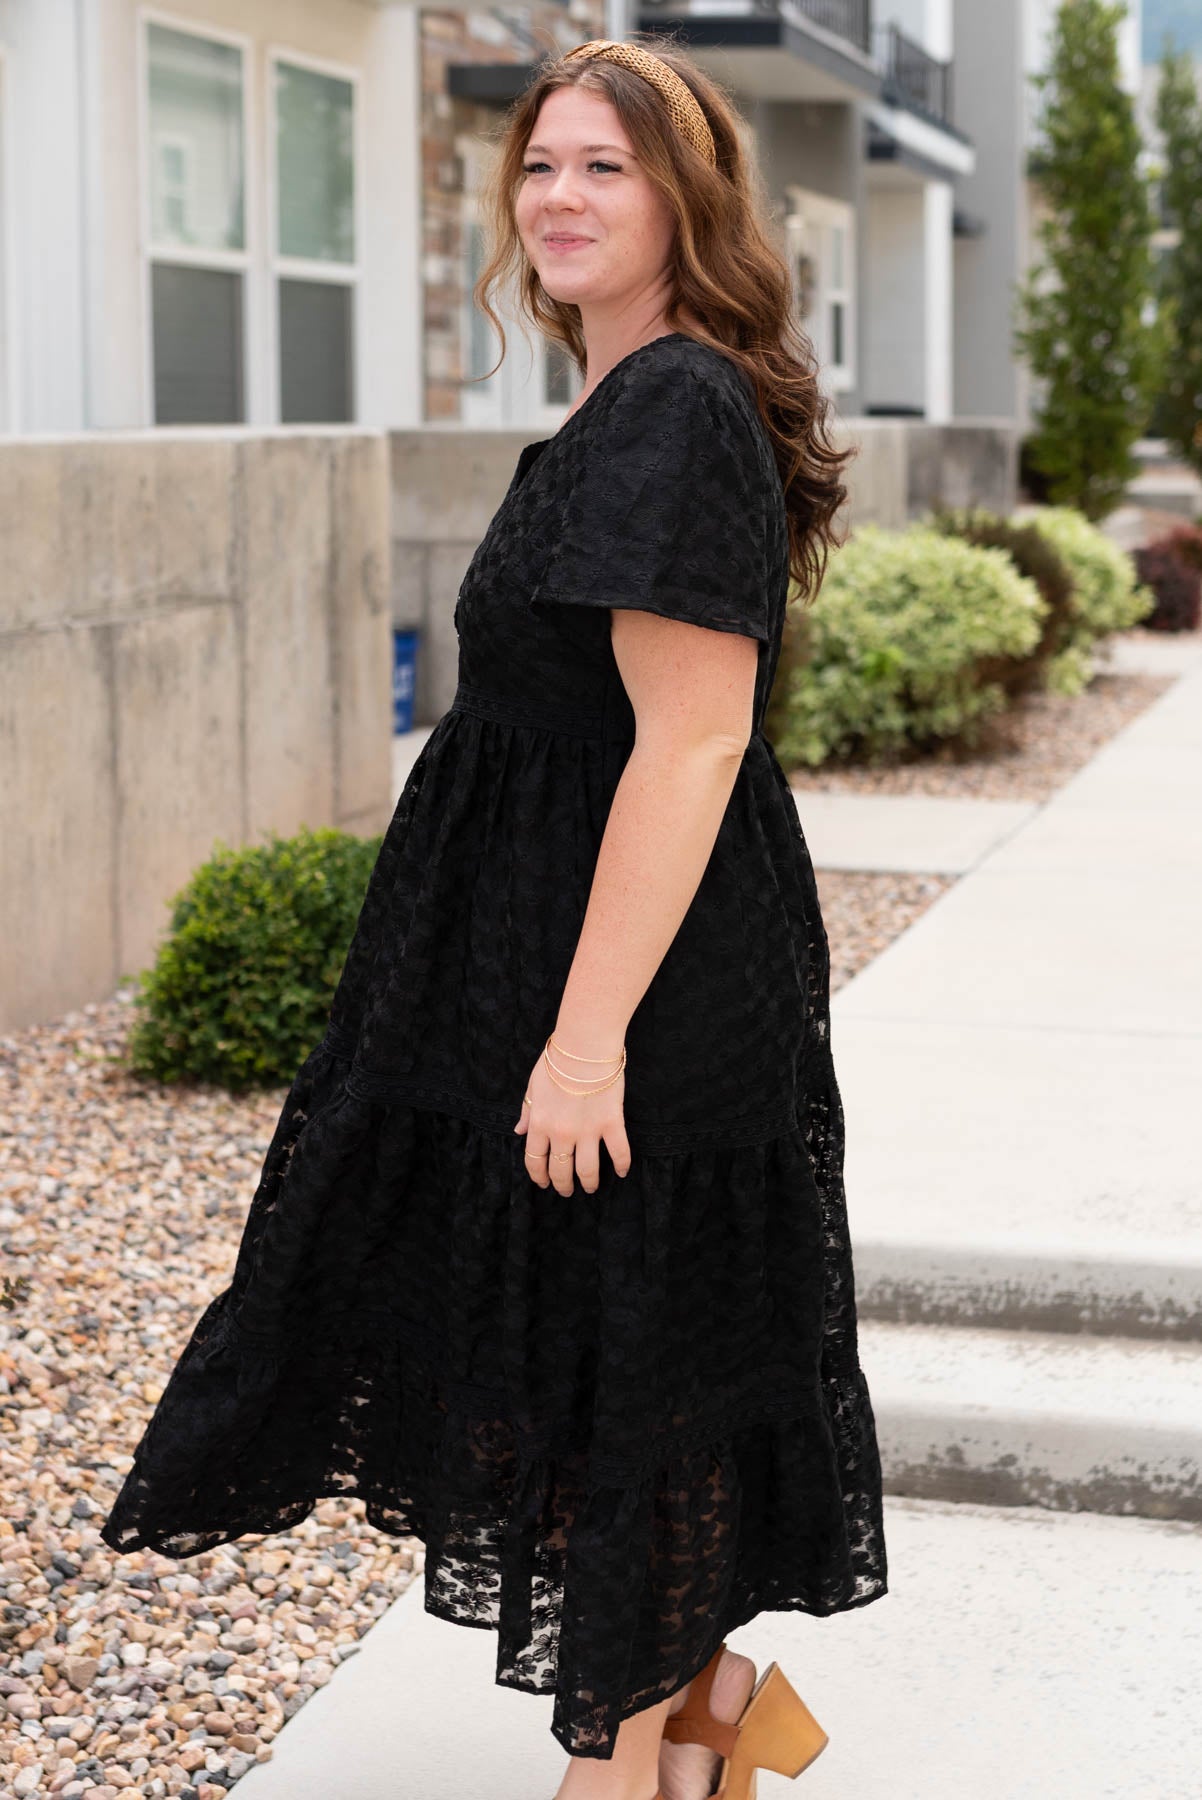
xmin=102 ymin=33 xmax=888 ymax=1800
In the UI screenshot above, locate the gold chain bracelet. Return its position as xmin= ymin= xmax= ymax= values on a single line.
xmin=541 ymin=1043 xmax=626 ymax=1097
xmin=543 ymin=1038 xmax=626 ymax=1078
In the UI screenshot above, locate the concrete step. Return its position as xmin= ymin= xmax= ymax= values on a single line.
xmin=860 ymin=1316 xmax=1202 ymax=1520
xmin=832 ymin=662 xmax=1202 ymax=1344
xmin=837 ymin=1014 xmax=1202 ymax=1341
xmin=1125 ymin=465 xmax=1202 ymax=518
xmin=1133 ymin=435 xmax=1175 ymax=467
xmin=234 ymin=1499 xmax=1202 ymax=1800
xmin=1097 ymin=625 xmax=1202 ymax=676
xmin=853 ymin=1220 xmax=1202 ymax=1341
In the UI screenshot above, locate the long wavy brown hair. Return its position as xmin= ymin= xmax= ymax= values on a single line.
xmin=472 ymin=30 xmax=855 ymax=605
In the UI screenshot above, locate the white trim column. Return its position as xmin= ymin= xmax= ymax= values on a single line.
xmin=923 ymin=176 xmax=953 ymax=423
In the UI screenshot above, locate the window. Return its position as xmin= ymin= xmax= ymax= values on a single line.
xmin=543 ymin=339 xmax=573 ymax=409
xmin=143 ymin=18 xmax=248 ymax=424
xmin=784 ymin=188 xmax=857 ymax=393
xmin=271 ymin=54 xmax=357 ymax=423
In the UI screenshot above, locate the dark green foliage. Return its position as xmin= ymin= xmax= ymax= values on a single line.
xmin=1155 ymin=45 xmax=1202 ymax=475
xmin=929 ymin=506 xmax=1078 ymax=695
xmin=1013 ymin=1 xmax=1164 ymax=519
xmin=1134 ymin=526 xmax=1202 ymax=629
xmin=126 ymin=826 xmax=382 ymax=1091
xmin=1018 ymin=435 xmax=1056 ymax=505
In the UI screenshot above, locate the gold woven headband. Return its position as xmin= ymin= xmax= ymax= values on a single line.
xmin=560 ymin=40 xmax=717 ymax=169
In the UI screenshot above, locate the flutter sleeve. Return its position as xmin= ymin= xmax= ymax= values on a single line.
xmin=527 ymin=358 xmax=773 ymax=643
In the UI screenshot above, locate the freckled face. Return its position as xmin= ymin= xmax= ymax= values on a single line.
xmin=515 ymin=87 xmax=678 ymax=308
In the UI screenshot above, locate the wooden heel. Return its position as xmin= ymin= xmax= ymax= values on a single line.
xmin=661 ymin=1648 xmax=829 ymax=1800
xmin=723 ymin=1663 xmax=829 ymax=1793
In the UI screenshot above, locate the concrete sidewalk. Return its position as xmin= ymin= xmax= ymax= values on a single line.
xmin=838 ymin=657 xmax=1202 ymax=1348
xmin=235 ymin=1499 xmax=1202 ymax=1800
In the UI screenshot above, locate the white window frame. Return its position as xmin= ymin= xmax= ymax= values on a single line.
xmin=0 ymin=40 xmax=17 ymax=434
xmin=266 ymin=44 xmax=362 ymax=425
xmin=456 ymin=181 xmax=503 ymax=428
xmin=783 ymin=186 xmax=857 ymax=395
xmin=136 ymin=6 xmax=256 ymax=426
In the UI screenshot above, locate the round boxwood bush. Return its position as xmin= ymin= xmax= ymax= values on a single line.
xmin=127 ymin=825 xmax=382 ymax=1091
xmin=928 ymin=505 xmax=1078 ymax=697
xmin=768 ymin=523 xmax=1047 ymax=768
xmin=1022 ymin=506 xmax=1155 ymax=690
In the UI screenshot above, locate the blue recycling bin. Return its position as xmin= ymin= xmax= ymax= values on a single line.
xmin=392 ymin=629 xmax=419 ymax=734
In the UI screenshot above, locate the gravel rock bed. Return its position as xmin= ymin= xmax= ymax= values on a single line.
xmin=786 ymin=662 xmax=1175 ymax=802
xmin=0 ymin=1001 xmax=423 ymax=1799
xmin=819 ymin=871 xmax=957 ymax=994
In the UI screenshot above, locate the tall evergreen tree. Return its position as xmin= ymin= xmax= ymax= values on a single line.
xmin=1014 ymin=0 xmax=1163 ymax=519
xmin=1155 ymin=43 xmax=1202 ymax=472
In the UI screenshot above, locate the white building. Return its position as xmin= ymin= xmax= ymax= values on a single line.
xmin=0 ymin=0 xmax=423 ymax=435
xmin=0 ymin=1 xmax=1145 ymax=440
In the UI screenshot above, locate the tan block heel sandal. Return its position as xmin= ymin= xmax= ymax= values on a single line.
xmin=655 ymin=1640 xmax=829 ymax=1800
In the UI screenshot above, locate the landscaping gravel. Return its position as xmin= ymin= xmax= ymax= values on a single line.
xmin=0 ymin=1005 xmax=423 ymax=1799
xmin=787 ymin=661 xmax=1176 ymax=802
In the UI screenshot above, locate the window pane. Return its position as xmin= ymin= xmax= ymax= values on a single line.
xmin=831 ymin=300 xmax=845 ymax=369
xmin=147 ymin=23 xmax=244 ymax=252
xmin=152 ymin=263 xmax=244 ymax=423
xmin=544 ymin=340 xmax=572 ymax=408
xmin=275 ymin=62 xmax=355 ymax=264
xmin=279 ymin=278 xmax=353 ymax=422
xmin=466 ymin=220 xmax=494 ymax=382
xmin=830 ymin=221 xmax=845 ymax=290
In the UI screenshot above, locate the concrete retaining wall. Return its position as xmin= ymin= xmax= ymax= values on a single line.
xmin=0 ymin=429 xmax=392 ymax=1032
xmin=2 ymin=416 xmax=1015 ymax=1032
xmin=390 ymin=418 xmax=1020 ymax=725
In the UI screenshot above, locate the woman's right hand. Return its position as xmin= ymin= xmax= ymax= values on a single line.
xmin=514 ymin=1046 xmax=632 ymax=1196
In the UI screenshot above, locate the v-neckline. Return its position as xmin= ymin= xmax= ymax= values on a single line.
xmin=513 ymin=330 xmax=692 ymax=484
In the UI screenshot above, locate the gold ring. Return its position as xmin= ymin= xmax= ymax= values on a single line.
xmin=551 ymin=1150 xmax=574 ymax=1160
xmin=524 ymin=1149 xmax=549 ymax=1159
xmin=524 ymin=1093 xmax=533 ymax=1105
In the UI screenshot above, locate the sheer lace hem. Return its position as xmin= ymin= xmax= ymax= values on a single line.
xmin=100 ymin=1039 xmax=889 ymax=1758
xmin=101 ymin=1316 xmax=887 ymax=1758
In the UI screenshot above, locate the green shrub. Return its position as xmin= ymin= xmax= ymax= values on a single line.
xmin=929 ymin=505 xmax=1078 ymax=697
xmin=127 ymin=826 xmax=382 ymax=1091
xmin=1022 ymin=506 xmax=1155 ymax=691
xmin=768 ymin=524 xmax=1047 ymax=768
xmin=762 ymin=572 xmax=810 ymax=750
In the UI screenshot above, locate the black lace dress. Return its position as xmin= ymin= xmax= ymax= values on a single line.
xmin=101 ymin=331 xmax=889 ymax=1758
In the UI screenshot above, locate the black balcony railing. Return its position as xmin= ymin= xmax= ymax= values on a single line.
xmin=794 ymin=0 xmax=873 ymax=57
xmin=879 ymin=21 xmax=953 ymax=126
